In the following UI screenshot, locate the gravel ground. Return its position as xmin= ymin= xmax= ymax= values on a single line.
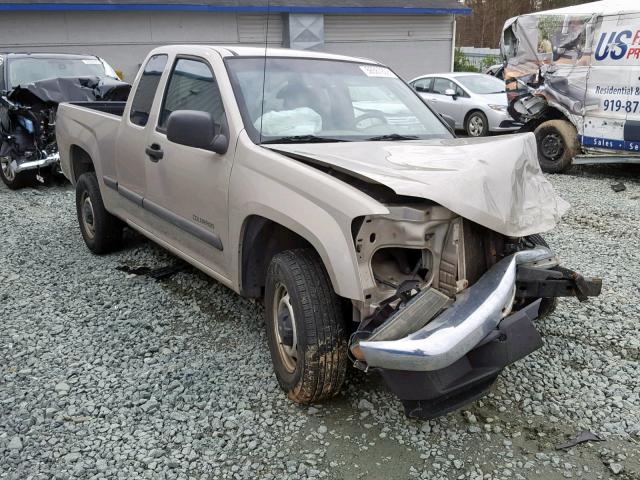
xmin=1 ymin=166 xmax=639 ymax=480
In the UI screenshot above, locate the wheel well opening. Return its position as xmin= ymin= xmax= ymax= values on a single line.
xmin=240 ymin=216 xmax=315 ymax=298
xmin=464 ymin=109 xmax=485 ymax=125
xmin=542 ymin=107 xmax=567 ymax=121
xmin=525 ymin=107 xmax=568 ymax=132
xmin=70 ymin=145 xmax=94 ymax=183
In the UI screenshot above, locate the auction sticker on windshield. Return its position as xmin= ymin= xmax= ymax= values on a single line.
xmin=359 ymin=65 xmax=396 ymax=78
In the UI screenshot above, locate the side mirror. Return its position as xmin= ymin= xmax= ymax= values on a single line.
xmin=444 ymin=88 xmax=457 ymax=98
xmin=167 ymin=110 xmax=228 ymax=154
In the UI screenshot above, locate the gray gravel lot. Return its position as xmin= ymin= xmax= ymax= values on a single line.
xmin=1 ymin=166 xmax=639 ymax=480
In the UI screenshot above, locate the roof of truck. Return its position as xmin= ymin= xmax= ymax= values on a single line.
xmin=527 ymin=0 xmax=637 ymax=16
xmin=161 ymin=45 xmax=382 ymax=65
xmin=217 ymin=46 xmax=380 ymax=64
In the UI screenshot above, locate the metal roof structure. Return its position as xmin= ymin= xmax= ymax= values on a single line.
xmin=0 ymin=0 xmax=471 ymax=14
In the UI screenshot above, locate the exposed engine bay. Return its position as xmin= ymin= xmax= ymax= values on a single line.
xmin=0 ymin=76 xmax=130 ymax=188
xmin=347 ymin=203 xmax=601 ymax=418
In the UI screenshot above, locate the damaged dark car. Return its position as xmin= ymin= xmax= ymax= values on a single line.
xmin=0 ymin=53 xmax=130 ymax=189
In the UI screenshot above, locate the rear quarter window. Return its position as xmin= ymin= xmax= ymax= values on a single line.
xmin=129 ymin=54 xmax=168 ymax=127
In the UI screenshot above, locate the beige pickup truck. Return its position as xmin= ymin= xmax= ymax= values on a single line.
xmin=56 ymin=45 xmax=601 ymax=419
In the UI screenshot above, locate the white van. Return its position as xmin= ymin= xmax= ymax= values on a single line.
xmin=501 ymin=0 xmax=640 ymax=172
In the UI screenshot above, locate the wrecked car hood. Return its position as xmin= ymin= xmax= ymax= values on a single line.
xmin=7 ymin=76 xmax=131 ymax=105
xmin=268 ymin=133 xmax=569 ymax=237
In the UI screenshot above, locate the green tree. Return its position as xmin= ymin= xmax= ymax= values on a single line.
xmin=453 ymin=48 xmax=479 ymax=72
xmin=480 ymin=55 xmax=499 ymax=70
xmin=456 ymin=0 xmax=591 ymax=48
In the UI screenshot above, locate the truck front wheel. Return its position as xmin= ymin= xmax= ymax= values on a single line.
xmin=265 ymin=248 xmax=348 ymax=404
xmin=534 ymin=120 xmax=579 ymax=173
xmin=75 ymin=172 xmax=123 ymax=254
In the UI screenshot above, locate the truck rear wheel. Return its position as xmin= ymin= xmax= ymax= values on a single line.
xmin=75 ymin=172 xmax=123 ymax=254
xmin=534 ymin=120 xmax=579 ymax=173
xmin=264 ymin=248 xmax=348 ymax=404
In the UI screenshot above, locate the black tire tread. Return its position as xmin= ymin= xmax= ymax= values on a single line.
xmin=0 ymin=163 xmax=34 ymax=190
xmin=75 ymin=172 xmax=123 ymax=254
xmin=266 ymin=248 xmax=348 ymax=404
xmin=534 ymin=119 xmax=579 ymax=174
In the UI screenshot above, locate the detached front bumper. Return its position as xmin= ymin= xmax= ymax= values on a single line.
xmin=359 ymin=247 xmax=556 ymax=372
xmin=356 ymin=247 xmax=601 ymax=419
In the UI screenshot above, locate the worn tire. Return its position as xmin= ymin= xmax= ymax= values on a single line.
xmin=525 ymin=234 xmax=558 ymax=319
xmin=265 ymin=248 xmax=348 ymax=404
xmin=0 ymin=156 xmax=34 ymax=190
xmin=465 ymin=110 xmax=489 ymax=137
xmin=75 ymin=172 xmax=123 ymax=254
xmin=534 ymin=120 xmax=579 ymax=173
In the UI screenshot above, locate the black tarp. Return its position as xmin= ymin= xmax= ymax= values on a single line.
xmin=7 ymin=76 xmax=131 ymax=106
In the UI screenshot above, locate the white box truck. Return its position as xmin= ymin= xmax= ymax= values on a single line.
xmin=501 ymin=0 xmax=640 ymax=172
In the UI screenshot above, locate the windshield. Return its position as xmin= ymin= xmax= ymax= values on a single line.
xmin=7 ymin=57 xmax=117 ymax=88
xmin=456 ymin=75 xmax=506 ymax=94
xmin=225 ymin=57 xmax=451 ymax=143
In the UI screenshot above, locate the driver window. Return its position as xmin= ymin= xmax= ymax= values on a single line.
xmin=432 ymin=78 xmax=456 ymax=95
xmin=158 ymin=58 xmax=225 ymax=131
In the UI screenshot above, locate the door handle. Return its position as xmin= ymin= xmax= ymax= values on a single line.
xmin=145 ymin=144 xmax=164 ymax=162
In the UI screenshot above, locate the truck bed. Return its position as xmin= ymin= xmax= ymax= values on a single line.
xmin=68 ymin=101 xmax=126 ymax=117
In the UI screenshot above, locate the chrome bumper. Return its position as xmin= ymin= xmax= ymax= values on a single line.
xmin=13 ymin=152 xmax=60 ymax=173
xmin=359 ymin=247 xmax=555 ymax=372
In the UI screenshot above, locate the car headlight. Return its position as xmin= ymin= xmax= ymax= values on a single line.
xmin=488 ymin=104 xmax=507 ymax=112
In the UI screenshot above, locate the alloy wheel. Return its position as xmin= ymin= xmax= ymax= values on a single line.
xmin=468 ymin=115 xmax=485 ymax=137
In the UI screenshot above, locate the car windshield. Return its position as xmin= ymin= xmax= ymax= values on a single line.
xmin=456 ymin=75 xmax=506 ymax=94
xmin=225 ymin=57 xmax=452 ymax=143
xmin=7 ymin=57 xmax=118 ymax=88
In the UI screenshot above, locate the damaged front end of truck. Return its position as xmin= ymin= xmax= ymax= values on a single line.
xmin=272 ymin=133 xmax=602 ymax=419
xmin=349 ymin=210 xmax=600 ymax=419
xmin=0 ymin=76 xmax=130 ymax=189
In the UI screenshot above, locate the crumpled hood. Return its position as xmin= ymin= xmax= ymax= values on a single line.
xmin=268 ymin=133 xmax=569 ymax=237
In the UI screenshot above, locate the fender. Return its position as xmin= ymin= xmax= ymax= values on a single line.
xmin=229 ymin=136 xmax=389 ymax=300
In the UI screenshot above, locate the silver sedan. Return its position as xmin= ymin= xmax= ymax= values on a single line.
xmin=409 ymin=73 xmax=521 ymax=137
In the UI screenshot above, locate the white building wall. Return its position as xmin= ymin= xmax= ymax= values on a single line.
xmin=0 ymin=11 xmax=453 ymax=81
xmin=322 ymin=14 xmax=455 ymax=79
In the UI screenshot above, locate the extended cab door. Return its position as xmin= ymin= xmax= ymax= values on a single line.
xmin=143 ymin=53 xmax=234 ymax=278
xmin=113 ymin=54 xmax=169 ymax=213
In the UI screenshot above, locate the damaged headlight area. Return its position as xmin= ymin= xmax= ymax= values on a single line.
xmin=349 ymin=205 xmax=602 ymax=419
